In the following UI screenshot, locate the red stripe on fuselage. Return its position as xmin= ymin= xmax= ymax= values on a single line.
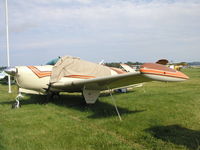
xmin=65 ymin=75 xmax=96 ymax=79
xmin=27 ymin=66 xmax=96 ymax=79
xmin=28 ymin=66 xmax=51 ymax=78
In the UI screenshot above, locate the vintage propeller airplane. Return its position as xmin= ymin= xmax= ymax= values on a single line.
xmin=5 ymin=56 xmax=189 ymax=107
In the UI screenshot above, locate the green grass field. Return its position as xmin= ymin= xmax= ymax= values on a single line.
xmin=0 ymin=68 xmax=200 ymax=150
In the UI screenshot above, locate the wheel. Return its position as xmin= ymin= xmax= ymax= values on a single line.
xmin=11 ymin=100 xmax=20 ymax=109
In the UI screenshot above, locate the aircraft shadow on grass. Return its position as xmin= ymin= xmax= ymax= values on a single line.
xmin=146 ymin=125 xmax=200 ymax=150
xmin=1 ymin=92 xmax=145 ymax=119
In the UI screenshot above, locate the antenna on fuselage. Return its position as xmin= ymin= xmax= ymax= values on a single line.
xmin=5 ymin=0 xmax=11 ymax=93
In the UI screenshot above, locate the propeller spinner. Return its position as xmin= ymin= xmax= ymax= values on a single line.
xmin=4 ymin=67 xmax=17 ymax=76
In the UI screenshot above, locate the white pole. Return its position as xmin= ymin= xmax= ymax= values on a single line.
xmin=5 ymin=0 xmax=11 ymax=93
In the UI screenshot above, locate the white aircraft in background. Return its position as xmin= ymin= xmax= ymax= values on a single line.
xmin=0 ymin=72 xmax=6 ymax=80
xmin=5 ymin=56 xmax=189 ymax=107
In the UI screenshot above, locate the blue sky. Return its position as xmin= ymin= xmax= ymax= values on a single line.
xmin=0 ymin=0 xmax=200 ymax=66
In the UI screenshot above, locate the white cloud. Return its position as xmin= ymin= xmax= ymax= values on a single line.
xmin=10 ymin=1 xmax=200 ymax=29
xmin=0 ymin=0 xmax=200 ymax=65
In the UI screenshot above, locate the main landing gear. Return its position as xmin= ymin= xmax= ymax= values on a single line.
xmin=46 ymin=92 xmax=60 ymax=103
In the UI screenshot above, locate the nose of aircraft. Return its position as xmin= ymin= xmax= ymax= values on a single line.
xmin=4 ymin=67 xmax=17 ymax=76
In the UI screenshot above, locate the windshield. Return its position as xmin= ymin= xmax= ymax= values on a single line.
xmin=46 ymin=57 xmax=61 ymax=65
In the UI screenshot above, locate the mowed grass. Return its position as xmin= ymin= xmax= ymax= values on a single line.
xmin=0 ymin=68 xmax=200 ymax=150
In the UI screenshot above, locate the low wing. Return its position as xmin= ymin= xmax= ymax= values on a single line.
xmin=50 ymin=63 xmax=189 ymax=92
xmin=51 ymin=72 xmax=152 ymax=92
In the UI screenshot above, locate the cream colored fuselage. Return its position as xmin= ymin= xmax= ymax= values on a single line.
xmin=15 ymin=65 xmax=118 ymax=94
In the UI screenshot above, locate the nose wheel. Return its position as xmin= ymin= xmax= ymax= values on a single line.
xmin=12 ymin=93 xmax=23 ymax=109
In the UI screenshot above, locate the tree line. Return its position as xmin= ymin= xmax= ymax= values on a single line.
xmin=104 ymin=61 xmax=143 ymax=68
